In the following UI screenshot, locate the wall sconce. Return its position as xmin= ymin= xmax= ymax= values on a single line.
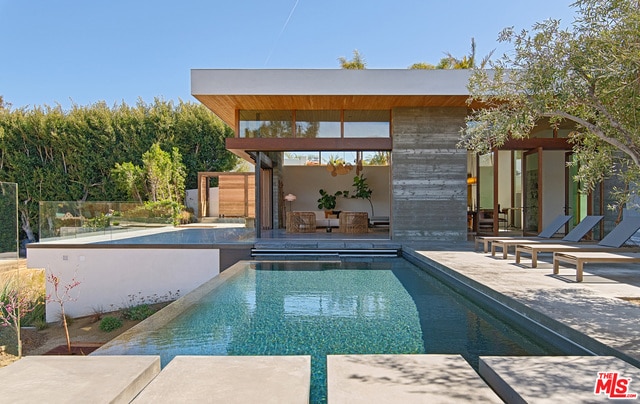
xmin=467 ymin=176 xmax=477 ymax=185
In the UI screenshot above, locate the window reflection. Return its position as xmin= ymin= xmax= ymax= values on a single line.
xmin=344 ymin=110 xmax=390 ymax=138
xmin=239 ymin=110 xmax=293 ymax=138
xmin=295 ymin=110 xmax=341 ymax=138
xmin=238 ymin=109 xmax=390 ymax=138
xmin=283 ymin=151 xmax=390 ymax=166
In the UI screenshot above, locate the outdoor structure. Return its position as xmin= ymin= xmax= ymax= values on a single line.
xmin=196 ymin=172 xmax=255 ymax=219
xmin=191 ymin=69 xmax=616 ymax=242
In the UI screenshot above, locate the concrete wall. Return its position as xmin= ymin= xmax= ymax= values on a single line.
xmin=391 ymin=107 xmax=468 ymax=241
xmin=27 ymin=246 xmax=220 ymax=322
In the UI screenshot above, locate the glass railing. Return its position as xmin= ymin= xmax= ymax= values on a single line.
xmin=0 ymin=182 xmax=19 ymax=259
xmin=39 ymin=201 xmax=176 ymax=241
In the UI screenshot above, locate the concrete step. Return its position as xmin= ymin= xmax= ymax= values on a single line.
xmin=132 ymin=356 xmax=311 ymax=403
xmin=479 ymin=356 xmax=640 ymax=403
xmin=328 ymin=354 xmax=502 ymax=403
xmin=251 ymin=247 xmax=400 ymax=258
xmin=0 ymin=356 xmax=160 ymax=403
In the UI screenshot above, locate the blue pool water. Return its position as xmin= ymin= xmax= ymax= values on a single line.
xmin=95 ymin=227 xmax=255 ymax=244
xmin=101 ymin=259 xmax=563 ymax=402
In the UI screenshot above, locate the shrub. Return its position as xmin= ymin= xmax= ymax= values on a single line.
xmin=99 ymin=316 xmax=123 ymax=332
xmin=122 ymin=304 xmax=155 ymax=321
xmin=32 ymin=318 xmax=48 ymax=331
xmin=21 ymin=297 xmax=45 ymax=327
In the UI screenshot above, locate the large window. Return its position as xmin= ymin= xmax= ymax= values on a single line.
xmin=295 ymin=110 xmax=341 ymax=138
xmin=344 ymin=110 xmax=390 ymax=138
xmin=283 ymin=151 xmax=390 ymax=166
xmin=239 ymin=110 xmax=293 ymax=138
xmin=239 ymin=109 xmax=390 ymax=138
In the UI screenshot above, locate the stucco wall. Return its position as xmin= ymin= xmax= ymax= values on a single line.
xmin=391 ymin=107 xmax=468 ymax=241
xmin=27 ymin=246 xmax=220 ymax=322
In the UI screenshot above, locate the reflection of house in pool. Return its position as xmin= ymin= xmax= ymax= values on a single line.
xmin=191 ymin=69 xmax=614 ymax=241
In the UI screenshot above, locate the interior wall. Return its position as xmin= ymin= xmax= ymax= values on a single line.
xmin=282 ymin=165 xmax=390 ymax=217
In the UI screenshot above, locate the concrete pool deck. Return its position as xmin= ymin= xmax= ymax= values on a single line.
xmin=406 ymin=241 xmax=640 ymax=367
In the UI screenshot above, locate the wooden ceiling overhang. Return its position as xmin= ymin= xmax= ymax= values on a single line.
xmin=191 ymin=69 xmax=480 ymax=159
xmin=193 ymin=94 xmax=476 ymax=159
xmin=193 ymin=94 xmax=477 ymax=133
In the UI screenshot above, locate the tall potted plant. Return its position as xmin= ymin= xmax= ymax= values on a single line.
xmin=343 ymin=174 xmax=374 ymax=217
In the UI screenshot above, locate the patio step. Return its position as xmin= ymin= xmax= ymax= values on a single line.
xmin=251 ymin=247 xmax=400 ymax=258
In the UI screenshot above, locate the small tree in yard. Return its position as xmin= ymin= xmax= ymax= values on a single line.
xmin=0 ymin=282 xmax=35 ymax=358
xmin=112 ymin=142 xmax=187 ymax=224
xmin=459 ymin=0 xmax=640 ymax=206
xmin=46 ymin=272 xmax=80 ymax=354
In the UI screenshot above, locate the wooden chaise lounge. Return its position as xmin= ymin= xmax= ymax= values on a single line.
xmin=474 ymin=214 xmax=572 ymax=253
xmin=490 ymin=215 xmax=603 ymax=259
xmin=553 ymin=251 xmax=640 ymax=282
xmin=514 ymin=216 xmax=640 ymax=267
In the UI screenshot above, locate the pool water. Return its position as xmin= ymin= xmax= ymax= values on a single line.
xmin=102 ymin=259 xmax=563 ymax=402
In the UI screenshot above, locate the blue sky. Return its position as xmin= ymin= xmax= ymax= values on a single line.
xmin=0 ymin=0 xmax=577 ymax=110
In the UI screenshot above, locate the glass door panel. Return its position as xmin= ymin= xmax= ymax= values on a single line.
xmin=523 ymin=148 xmax=541 ymax=234
xmin=477 ymin=153 xmax=495 ymax=234
xmin=512 ymin=151 xmax=523 ymax=230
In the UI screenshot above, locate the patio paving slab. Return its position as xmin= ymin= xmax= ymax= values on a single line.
xmin=480 ymin=356 xmax=640 ymax=403
xmin=327 ymin=354 xmax=502 ymax=403
xmin=131 ymin=355 xmax=311 ymax=404
xmin=0 ymin=355 xmax=159 ymax=404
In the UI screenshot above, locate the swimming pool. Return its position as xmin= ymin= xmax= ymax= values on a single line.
xmin=96 ymin=258 xmax=564 ymax=402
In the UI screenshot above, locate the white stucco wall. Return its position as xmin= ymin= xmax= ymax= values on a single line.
xmin=185 ymin=188 xmax=220 ymax=217
xmin=27 ymin=247 xmax=220 ymax=322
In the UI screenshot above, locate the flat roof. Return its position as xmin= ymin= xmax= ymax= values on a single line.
xmin=191 ymin=69 xmax=474 ymax=131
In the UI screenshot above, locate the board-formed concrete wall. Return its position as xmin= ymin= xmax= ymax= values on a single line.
xmin=392 ymin=107 xmax=468 ymax=241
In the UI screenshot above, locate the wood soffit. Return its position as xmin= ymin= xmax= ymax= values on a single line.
xmin=194 ymin=94 xmax=477 ymax=131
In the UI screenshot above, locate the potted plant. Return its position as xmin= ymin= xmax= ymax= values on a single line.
xmin=343 ymin=174 xmax=374 ymax=216
xmin=317 ymin=189 xmax=343 ymax=217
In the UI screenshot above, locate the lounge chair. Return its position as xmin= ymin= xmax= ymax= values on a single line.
xmin=491 ymin=215 xmax=604 ymax=260
xmin=553 ymin=251 xmax=640 ymax=282
xmin=515 ymin=215 xmax=640 ymax=268
xmin=474 ymin=214 xmax=572 ymax=253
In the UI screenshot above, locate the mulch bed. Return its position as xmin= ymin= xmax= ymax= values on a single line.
xmin=44 ymin=343 xmax=104 ymax=356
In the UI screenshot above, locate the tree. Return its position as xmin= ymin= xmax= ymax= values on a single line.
xmin=409 ymin=62 xmax=436 ymax=70
xmin=46 ymin=271 xmax=80 ymax=354
xmin=0 ymin=281 xmax=35 ymax=357
xmin=338 ymin=49 xmax=367 ymax=69
xmin=0 ymin=99 xmax=236 ymax=241
xmin=411 ymin=38 xmax=493 ymax=70
xmin=112 ymin=142 xmax=186 ymax=204
xmin=459 ymin=0 xmax=640 ymax=195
